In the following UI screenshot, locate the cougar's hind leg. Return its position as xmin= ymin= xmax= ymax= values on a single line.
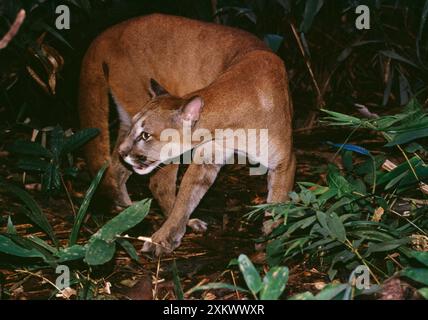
xmin=262 ymin=153 xmax=296 ymax=235
xmin=106 ymin=57 xmax=152 ymax=210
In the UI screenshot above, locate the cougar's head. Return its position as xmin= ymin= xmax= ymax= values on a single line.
xmin=118 ymin=79 xmax=204 ymax=175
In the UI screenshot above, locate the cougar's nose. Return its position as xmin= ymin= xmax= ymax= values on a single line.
xmin=136 ymin=155 xmax=147 ymax=162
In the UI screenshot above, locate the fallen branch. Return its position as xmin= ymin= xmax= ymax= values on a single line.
xmin=0 ymin=9 xmax=26 ymax=50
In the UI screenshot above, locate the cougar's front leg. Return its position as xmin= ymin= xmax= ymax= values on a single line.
xmin=110 ymin=127 xmax=133 ymax=209
xmin=149 ymin=164 xmax=207 ymax=234
xmin=149 ymin=164 xmax=179 ymax=215
xmin=143 ymin=163 xmax=222 ymax=255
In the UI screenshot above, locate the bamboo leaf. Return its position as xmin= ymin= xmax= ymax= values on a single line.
xmin=260 ymin=266 xmax=289 ymax=300
xmin=238 ymin=254 xmax=263 ymax=296
xmin=62 ymin=128 xmax=100 ymax=155
xmin=69 ymin=163 xmax=108 ymax=246
xmin=0 ymin=181 xmax=58 ymax=246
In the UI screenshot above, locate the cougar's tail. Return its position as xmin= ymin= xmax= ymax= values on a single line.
xmin=78 ymin=41 xmax=115 ymax=191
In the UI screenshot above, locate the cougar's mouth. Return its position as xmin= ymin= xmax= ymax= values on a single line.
xmin=132 ymin=160 xmax=160 ymax=175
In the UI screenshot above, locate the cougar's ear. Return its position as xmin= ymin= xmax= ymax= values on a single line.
xmin=179 ymin=96 xmax=204 ymax=122
xmin=148 ymin=78 xmax=169 ymax=98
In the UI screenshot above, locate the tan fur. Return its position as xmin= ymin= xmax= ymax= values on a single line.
xmin=79 ymin=14 xmax=295 ymax=254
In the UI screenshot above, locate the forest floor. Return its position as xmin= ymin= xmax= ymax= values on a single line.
xmin=0 ymin=127 xmax=382 ymax=300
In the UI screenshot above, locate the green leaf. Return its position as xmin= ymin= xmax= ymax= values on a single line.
xmin=56 ymin=244 xmax=87 ymax=262
xmin=418 ymin=287 xmax=428 ymax=299
xmin=386 ymin=127 xmax=428 ymax=146
xmin=8 ymin=140 xmax=52 ymax=158
xmin=300 ymin=0 xmax=324 ymax=33
xmin=326 ymin=212 xmax=347 ymax=242
xmin=380 ymin=50 xmax=419 ymax=68
xmin=69 ymin=163 xmax=108 ymax=246
xmin=89 ymin=199 xmax=151 ymax=242
xmin=315 ymin=283 xmax=348 ymax=300
xmin=0 ymin=182 xmax=58 ymax=246
xmin=85 ymin=238 xmax=116 ymax=266
xmin=384 ymin=170 xmax=408 ymax=190
xmin=172 ymin=259 xmax=184 ymax=300
xmin=288 ymin=291 xmax=315 ymax=300
xmin=260 ymin=266 xmax=289 ymax=300
xmin=367 ymin=238 xmax=410 ymax=254
xmin=321 ymin=109 xmax=362 ymax=126
xmin=266 ymin=238 xmax=284 ymax=266
xmin=41 ymin=162 xmax=61 ymax=193
xmin=418 ymin=0 xmax=428 ymax=43
xmin=411 ymin=251 xmax=428 ymax=267
xmin=284 ymin=237 xmax=309 ymax=257
xmin=17 ymin=158 xmax=49 ymax=172
xmin=377 ymin=156 xmax=420 ymax=185
xmin=116 ymin=239 xmax=139 ymax=262
xmin=401 ymin=268 xmax=428 ymax=285
xmin=40 ymin=22 xmax=74 ymax=49
xmin=238 ymin=254 xmax=263 ymax=297
xmin=82 ymin=199 xmax=151 ymax=266
xmin=62 ymin=128 xmax=100 ymax=155
xmin=50 ymin=126 xmax=65 ymax=157
xmin=264 ymin=34 xmax=283 ymax=52
xmin=27 ymin=235 xmax=57 ymax=254
xmin=2 ymin=234 xmax=57 ymax=265
xmin=7 ymin=216 xmax=16 ymax=234
xmin=186 ymin=283 xmax=248 ymax=295
xmin=0 ymin=235 xmax=46 ymax=259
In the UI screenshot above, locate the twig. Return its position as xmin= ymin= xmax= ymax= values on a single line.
xmin=386 ymin=254 xmax=404 ymax=269
xmin=153 ymin=256 xmax=161 ymax=300
xmin=0 ymin=9 xmax=26 ymax=49
xmin=117 ymin=234 xmax=167 ymax=249
xmin=60 ymin=175 xmax=77 ymax=217
xmin=390 ymin=209 xmax=427 ymax=236
xmin=15 ymin=269 xmax=68 ymax=299
xmin=230 ymin=271 xmax=240 ymax=300
xmin=344 ymin=240 xmax=381 ymax=285
xmin=290 ymin=21 xmax=325 ymax=131
xmin=290 ymin=23 xmax=323 ymax=103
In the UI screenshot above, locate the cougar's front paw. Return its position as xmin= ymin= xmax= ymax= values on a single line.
xmin=141 ymin=225 xmax=186 ymax=256
xmin=187 ymin=218 xmax=208 ymax=233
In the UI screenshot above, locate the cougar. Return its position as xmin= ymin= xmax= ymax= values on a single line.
xmin=79 ymin=14 xmax=295 ymax=256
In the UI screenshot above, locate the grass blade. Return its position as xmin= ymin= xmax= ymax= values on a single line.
xmin=69 ymin=162 xmax=108 ymax=246
xmin=0 ymin=181 xmax=58 ymax=246
xmin=172 ymin=259 xmax=184 ymax=300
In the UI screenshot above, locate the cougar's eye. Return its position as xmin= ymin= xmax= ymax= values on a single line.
xmin=138 ymin=131 xmax=151 ymax=141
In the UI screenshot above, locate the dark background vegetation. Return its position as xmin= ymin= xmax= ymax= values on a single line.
xmin=1 ymin=0 xmax=428 ymax=130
